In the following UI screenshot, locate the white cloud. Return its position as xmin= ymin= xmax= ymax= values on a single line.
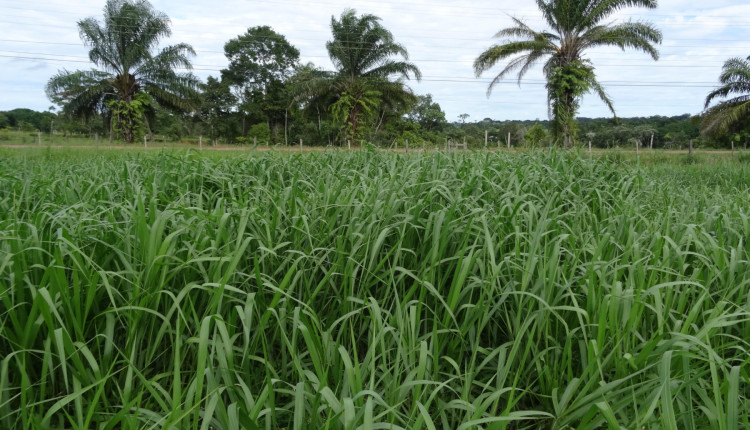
xmin=1 ymin=0 xmax=749 ymax=121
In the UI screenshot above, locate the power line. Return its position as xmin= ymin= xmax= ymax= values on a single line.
xmin=2 ymin=39 xmax=748 ymax=64
xmin=0 ymin=50 xmax=734 ymax=71
xmin=3 ymin=1 xmax=750 ymax=26
xmin=0 ymin=54 xmax=727 ymax=89
xmin=0 ymin=48 xmax=739 ymax=68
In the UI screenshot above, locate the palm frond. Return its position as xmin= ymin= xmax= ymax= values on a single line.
xmin=701 ymin=98 xmax=750 ymax=137
xmin=705 ymin=57 xmax=750 ymax=107
xmin=473 ymin=41 xmax=552 ymax=77
xmin=582 ymin=21 xmax=662 ymax=59
xmin=584 ymin=0 xmax=658 ymax=28
xmin=46 ymin=69 xmax=114 ymax=118
xmin=363 ymin=61 xmax=421 ymax=81
xmin=588 ymin=75 xmax=616 ymax=116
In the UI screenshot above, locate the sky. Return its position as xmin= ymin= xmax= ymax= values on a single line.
xmin=1 ymin=0 xmax=750 ymax=122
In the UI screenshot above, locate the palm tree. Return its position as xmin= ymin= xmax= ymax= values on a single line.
xmin=474 ymin=0 xmax=662 ymax=146
xmin=702 ymin=56 xmax=750 ymax=137
xmin=46 ymin=0 xmax=199 ymax=143
xmin=295 ymin=9 xmax=421 ymax=144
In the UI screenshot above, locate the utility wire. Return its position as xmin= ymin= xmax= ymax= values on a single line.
xmin=0 ymin=54 xmax=726 ymax=88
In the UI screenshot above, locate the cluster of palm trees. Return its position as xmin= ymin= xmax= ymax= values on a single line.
xmin=46 ymin=0 xmax=750 ymax=145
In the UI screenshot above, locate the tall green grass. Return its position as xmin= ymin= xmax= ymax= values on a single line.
xmin=0 ymin=149 xmax=748 ymax=429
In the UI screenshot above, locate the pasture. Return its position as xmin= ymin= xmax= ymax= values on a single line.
xmin=0 ymin=149 xmax=748 ymax=429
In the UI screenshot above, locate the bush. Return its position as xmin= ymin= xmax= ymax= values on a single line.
xmin=248 ymin=123 xmax=271 ymax=143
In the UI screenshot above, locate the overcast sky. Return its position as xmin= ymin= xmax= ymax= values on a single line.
xmin=1 ymin=0 xmax=749 ymax=121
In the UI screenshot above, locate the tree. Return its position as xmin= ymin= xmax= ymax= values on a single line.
xmin=295 ymin=9 xmax=421 ymax=143
xmin=407 ymin=94 xmax=447 ymax=132
xmin=702 ymin=56 xmax=750 ymax=137
xmin=200 ymin=76 xmax=237 ymax=145
xmin=45 ymin=0 xmax=199 ymax=143
xmin=524 ymin=123 xmax=548 ymax=148
xmin=473 ymin=0 xmax=662 ymax=146
xmin=222 ymin=26 xmax=300 ymax=136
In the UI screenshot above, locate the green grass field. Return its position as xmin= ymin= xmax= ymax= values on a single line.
xmin=0 ymin=149 xmax=748 ymax=429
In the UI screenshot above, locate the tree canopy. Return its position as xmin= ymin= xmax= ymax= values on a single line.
xmin=293 ymin=9 xmax=422 ymax=143
xmin=474 ymin=0 xmax=662 ymax=146
xmin=702 ymin=56 xmax=750 ymax=138
xmin=45 ymin=0 xmax=199 ymax=142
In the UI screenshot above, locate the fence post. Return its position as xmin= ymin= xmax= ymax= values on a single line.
xmin=406 ymin=139 xmax=409 ymax=153
xmin=588 ymin=140 xmax=592 ymax=154
xmin=650 ymin=133 xmax=654 ymax=150
xmin=144 ymin=135 xmax=147 ymax=149
xmin=254 ymin=136 xmax=257 ymax=149
xmin=300 ymin=138 xmax=303 ymax=151
xmin=347 ymin=139 xmax=351 ymax=150
xmin=689 ymin=139 xmax=693 ymax=154
xmin=507 ymin=132 xmax=511 ymax=149
xmin=199 ymin=136 xmax=202 ymax=150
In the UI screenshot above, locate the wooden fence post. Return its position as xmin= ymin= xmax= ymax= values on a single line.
xmin=300 ymin=138 xmax=303 ymax=151
xmin=484 ymin=130 xmax=488 ymax=150
xmin=650 ymin=133 xmax=654 ymax=150
xmin=689 ymin=139 xmax=693 ymax=154
xmin=199 ymin=136 xmax=202 ymax=150
xmin=507 ymin=132 xmax=511 ymax=149
xmin=405 ymin=139 xmax=409 ymax=153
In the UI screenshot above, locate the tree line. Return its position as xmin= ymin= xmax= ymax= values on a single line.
xmin=7 ymin=0 xmax=750 ymax=148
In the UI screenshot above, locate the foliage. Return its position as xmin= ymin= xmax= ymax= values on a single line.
xmin=407 ymin=94 xmax=446 ymax=132
xmin=702 ymin=55 xmax=750 ymax=137
xmin=108 ymin=93 xmax=151 ymax=142
xmin=523 ymin=123 xmax=548 ymax=147
xmin=248 ymin=122 xmax=271 ymax=142
xmin=45 ymin=0 xmax=200 ymax=142
xmin=223 ymin=26 xmax=300 ymax=91
xmin=547 ymin=60 xmax=596 ymax=145
xmin=474 ymin=0 xmax=662 ymax=145
xmin=222 ymin=26 xmax=300 ymax=135
xmin=1 ymin=151 xmax=749 ymax=428
xmin=200 ymin=76 xmax=238 ymax=144
xmin=18 ymin=121 xmax=37 ymax=132
xmin=292 ymin=9 xmax=421 ymax=144
xmin=330 ymin=88 xmax=381 ymax=141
